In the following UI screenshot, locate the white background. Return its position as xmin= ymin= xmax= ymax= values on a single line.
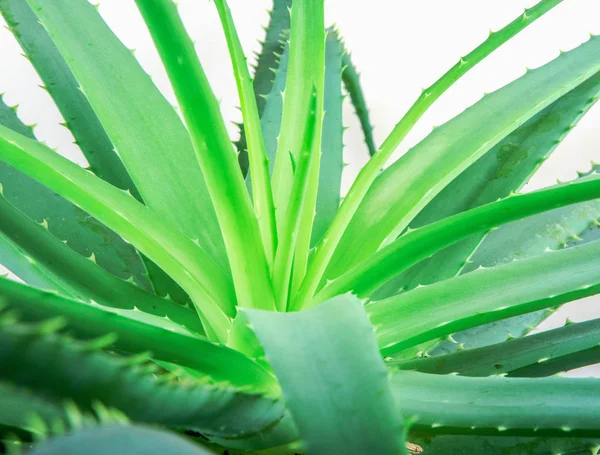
xmin=1 ymin=1 xmax=600 ymax=374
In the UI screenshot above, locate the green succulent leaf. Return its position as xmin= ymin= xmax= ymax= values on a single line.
xmin=25 ymin=0 xmax=229 ymax=273
xmin=0 ymin=124 xmax=234 ymax=339
xmin=245 ymin=295 xmax=406 ymax=455
xmin=324 ymin=27 xmax=600 ymax=284
xmin=295 ymin=0 xmax=564 ymax=309
xmin=393 ymin=370 xmax=600 ymax=436
xmin=29 ymin=425 xmax=217 ymax=455
xmin=0 ymin=93 xmax=151 ymax=296
xmin=369 ymin=238 xmax=600 ymax=356
xmin=310 ymin=29 xmax=345 ymax=247
xmin=214 ymin=0 xmax=277 ymax=265
xmin=0 ymin=322 xmax=281 ymax=437
xmin=0 ymin=382 xmax=66 ymax=436
xmin=319 ymin=176 xmax=600 ymax=301
xmin=0 ymin=277 xmax=277 ymax=394
xmin=237 ymin=0 xmax=292 ymax=173
xmin=392 ymin=318 xmax=600 ymax=377
xmin=341 ymin=45 xmax=376 ymax=157
xmin=0 ymin=195 xmax=203 ymax=334
xmin=272 ymin=88 xmax=319 ymax=310
xmin=374 ymin=71 xmax=600 ymax=301
xmin=135 ymin=0 xmax=275 ymax=313
xmin=409 ymin=433 xmax=600 ymax=455
xmin=428 ymin=167 xmax=600 ymax=357
xmin=259 ymin=41 xmax=289 ymax=174
xmin=0 ymin=0 xmax=137 ymax=197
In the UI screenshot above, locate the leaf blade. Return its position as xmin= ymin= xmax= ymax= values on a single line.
xmin=245 ymin=295 xmax=406 ymax=454
xmin=369 ymin=238 xmax=600 ymax=355
xmin=25 ymin=0 xmax=228 ymax=271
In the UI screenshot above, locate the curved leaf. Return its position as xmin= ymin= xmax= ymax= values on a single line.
xmin=369 ymin=239 xmax=600 ymax=356
xmin=0 ymin=195 xmax=203 ymax=333
xmin=25 ymin=0 xmax=228 ymax=272
xmin=0 ymin=125 xmax=234 ymax=339
xmin=375 ymin=71 xmax=600 ymax=300
xmin=0 ymin=277 xmax=276 ymax=393
xmin=245 ymin=295 xmax=405 ymax=454
xmin=0 ymin=92 xmax=150 ymax=295
xmin=324 ymin=30 xmax=600 ymax=283
xmin=135 ymin=0 xmax=274 ymax=312
xmin=393 ymin=318 xmax=600 ymax=377
xmin=319 ymin=177 xmax=600 ymax=301
xmin=295 ymin=0 xmax=565 ymax=309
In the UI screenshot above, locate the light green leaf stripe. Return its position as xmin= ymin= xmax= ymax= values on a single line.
xmin=295 ymin=0 xmax=564 ymax=309
xmin=214 ymin=0 xmax=277 ymax=265
xmin=393 ymin=318 xmax=600 ymax=377
xmin=272 ymin=89 xmax=319 ymax=310
xmin=135 ymin=0 xmax=275 ymax=312
xmin=369 ymin=238 xmax=600 ymax=356
xmin=0 ymin=125 xmax=234 ymax=340
xmin=245 ymin=295 xmax=406 ymax=455
xmin=25 ymin=0 xmax=228 ymax=272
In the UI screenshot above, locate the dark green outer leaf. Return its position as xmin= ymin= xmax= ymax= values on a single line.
xmin=393 ymin=318 xmax=600 ymax=377
xmin=237 ymin=0 xmax=292 ymax=174
xmin=29 ymin=425 xmax=217 ymax=455
xmin=341 ymin=47 xmax=376 ymax=157
xmin=0 ymin=195 xmax=203 ymax=333
xmin=0 ymin=0 xmax=138 ymax=195
xmin=410 ymin=432 xmax=600 ymax=455
xmin=311 ymin=30 xmax=344 ymax=246
xmin=0 ymin=277 xmax=276 ymax=393
xmin=0 ymin=322 xmax=283 ymax=438
xmin=0 ymin=381 xmax=66 ymax=435
xmin=374 ymin=71 xmax=600 ymax=301
xmin=245 ymin=295 xmax=406 ymax=455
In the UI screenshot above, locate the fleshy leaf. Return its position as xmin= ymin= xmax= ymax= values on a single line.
xmin=25 ymin=0 xmax=229 ymax=272
xmin=369 ymin=238 xmax=600 ymax=356
xmin=324 ymin=30 xmax=600 ymax=282
xmin=393 ymin=370 xmax=600 ymax=436
xmin=393 ymin=318 xmax=600 ymax=377
xmin=135 ymin=0 xmax=275 ymax=312
xmin=311 ymin=29 xmax=345 ymax=246
xmin=29 ymin=426 xmax=217 ymax=455
xmin=0 ymin=124 xmax=234 ymax=339
xmin=245 ymin=295 xmax=406 ymax=454
xmin=374 ymin=71 xmax=600 ymax=300
xmin=0 ymin=277 xmax=276 ymax=394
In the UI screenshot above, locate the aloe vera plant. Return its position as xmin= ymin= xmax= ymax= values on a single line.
xmin=1 ymin=0 xmax=600 ymax=453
